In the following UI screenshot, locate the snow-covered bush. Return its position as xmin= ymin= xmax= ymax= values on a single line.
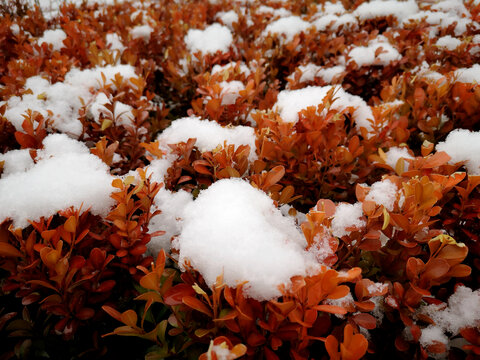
xmin=1 ymin=0 xmax=480 ymax=359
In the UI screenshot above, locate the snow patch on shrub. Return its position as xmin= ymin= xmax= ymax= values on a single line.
xmin=365 ymin=179 xmax=398 ymax=211
xmin=436 ymin=129 xmax=480 ymax=174
xmin=156 ymin=117 xmax=257 ymax=162
xmin=131 ymin=24 xmax=154 ymax=42
xmin=262 ymin=16 xmax=311 ymax=43
xmin=273 ymin=86 xmax=375 ymax=134
xmin=147 ymin=188 xmax=193 ymax=254
xmin=184 ymin=24 xmax=233 ymax=55
xmin=4 ymin=65 xmax=138 ymax=136
xmin=384 ymin=147 xmax=414 ymax=170
xmin=419 ymin=286 xmax=480 ymax=349
xmin=353 ymin=0 xmax=419 ymax=23
xmin=37 ymin=29 xmax=67 ymax=52
xmin=175 ymin=179 xmax=318 ymax=301
xmin=0 ymin=134 xmax=115 ymax=228
xmin=331 ymin=202 xmax=365 ymax=238
xmin=348 ymin=35 xmax=401 ymax=67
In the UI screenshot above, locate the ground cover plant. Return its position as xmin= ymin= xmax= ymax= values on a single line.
xmin=0 ymin=0 xmax=480 ymax=359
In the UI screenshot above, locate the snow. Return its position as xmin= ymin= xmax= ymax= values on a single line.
xmin=4 ymin=65 xmax=138 ymax=137
xmin=431 ymin=0 xmax=469 ymax=17
xmin=256 ymin=5 xmax=292 ymax=18
xmin=454 ymin=64 xmax=480 ymax=84
xmin=217 ymin=10 xmax=239 ymax=29
xmin=273 ymin=86 xmax=375 ymax=133
xmin=131 ymin=25 xmax=153 ymax=42
xmin=419 ymin=326 xmax=449 ymax=349
xmin=106 ymin=33 xmax=126 ymax=53
xmin=365 ymin=179 xmax=398 ymax=211
xmin=10 ymin=24 xmax=20 ymax=36
xmin=219 ymin=81 xmax=245 ymax=105
xmin=331 ymin=202 xmax=365 ymax=238
xmin=321 ymin=2 xmax=346 ymax=15
xmin=317 ymin=65 xmax=346 ymax=83
xmin=384 ymin=147 xmax=414 ymax=170
xmin=436 ymin=129 xmax=480 ymax=174
xmin=307 ymin=230 xmax=337 ymax=264
xmin=348 ymin=35 xmax=401 ymax=67
xmin=290 ymin=64 xmax=346 ymax=84
xmin=27 ymin=0 xmax=129 ymax=20
xmin=147 ymin=188 xmax=193 ymax=254
xmin=436 ymin=35 xmax=461 ymax=51
xmin=176 ymin=179 xmax=318 ymax=301
xmin=419 ymin=286 xmax=480 ymax=349
xmin=0 ymin=150 xmax=34 ymax=176
xmin=353 ymin=0 xmax=419 ymax=23
xmin=295 ymin=64 xmax=322 ymax=83
xmin=367 ymin=282 xmax=388 ymax=294
xmin=37 ymin=29 xmax=67 ymax=52
xmin=312 ymin=14 xmax=357 ymax=32
xmin=402 ymin=10 xmax=472 ymax=36
xmin=0 ymin=134 xmax=115 ymax=228
xmin=113 ymin=102 xmax=134 ymax=126
xmin=184 ymin=24 xmax=233 ymax=55
xmin=262 ymin=16 xmax=311 ymax=43
xmin=89 ymin=92 xmax=111 ymax=123
xmin=156 ymin=117 xmax=257 ymax=162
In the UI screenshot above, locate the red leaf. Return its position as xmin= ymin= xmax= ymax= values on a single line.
xmin=0 ymin=242 xmax=22 ymax=258
xmin=102 ymin=305 xmax=122 ymax=322
xmin=14 ymin=132 xmax=36 ymax=149
xmin=423 ymin=152 xmax=451 ymax=169
xmin=312 ymin=304 xmax=347 ymax=315
xmin=263 ymin=166 xmax=285 ymax=190
xmin=353 ymin=313 xmax=377 ymax=329
xmin=76 ymin=308 xmax=95 ymax=320
xmin=164 ymin=284 xmax=195 ymax=306
xmin=182 ymin=296 xmax=213 ymax=317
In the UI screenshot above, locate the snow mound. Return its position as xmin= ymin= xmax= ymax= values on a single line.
xmin=331 ymin=202 xmax=365 ymax=238
xmin=156 ymin=117 xmax=257 ymax=162
xmin=0 ymin=134 xmax=115 ymax=228
xmin=176 ymin=179 xmax=317 ymax=301
xmin=419 ymin=286 xmax=480 ymax=349
xmin=262 ymin=16 xmax=311 ymax=43
xmin=37 ymin=29 xmax=67 ymax=52
xmin=184 ymin=23 xmax=233 ymax=55
xmin=354 ymin=0 xmax=419 ymax=23
xmin=436 ymin=129 xmax=480 ymax=174
xmin=4 ymin=65 xmax=138 ymax=137
xmin=273 ymin=86 xmax=375 ymax=133
xmin=365 ymin=179 xmax=398 ymax=211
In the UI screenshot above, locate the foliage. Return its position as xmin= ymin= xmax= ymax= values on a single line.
xmin=1 ymin=0 xmax=480 ymax=359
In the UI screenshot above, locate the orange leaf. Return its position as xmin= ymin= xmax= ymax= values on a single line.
xmin=140 ymin=272 xmax=160 ymax=292
xmin=120 ymin=310 xmax=138 ymax=328
xmin=312 ymin=304 xmax=347 ymax=315
xmin=447 ymin=264 xmax=471 ymax=278
xmin=182 ymin=296 xmax=213 ymax=317
xmin=325 ymin=335 xmax=340 ymax=360
xmin=316 ymin=199 xmax=336 ymax=218
xmin=64 ymin=216 xmax=76 ymax=233
xmin=353 ymin=313 xmax=377 ymax=329
xmin=28 ymin=279 xmax=58 ymax=293
xmin=327 ymin=285 xmax=350 ymax=300
xmin=164 ymin=283 xmax=195 ymax=306
xmin=423 ymin=152 xmax=451 ymax=169
xmin=422 ymin=258 xmax=450 ymax=282
xmin=0 ymin=242 xmax=22 ymax=258
xmin=263 ymin=166 xmax=285 ymax=190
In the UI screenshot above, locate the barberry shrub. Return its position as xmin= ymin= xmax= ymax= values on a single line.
xmin=1 ymin=0 xmax=480 ymax=359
